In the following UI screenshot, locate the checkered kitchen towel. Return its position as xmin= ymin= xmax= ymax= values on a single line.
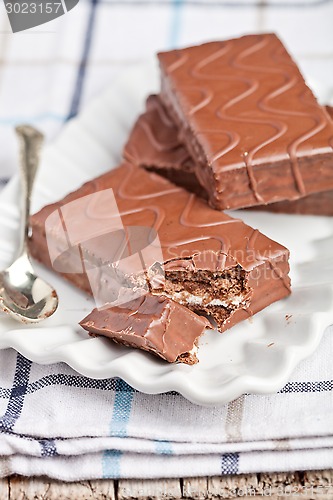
xmin=1 ymin=0 xmax=333 ymax=481
xmin=1 ymin=326 xmax=333 ymax=480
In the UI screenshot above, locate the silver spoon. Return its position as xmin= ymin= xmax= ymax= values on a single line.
xmin=0 ymin=125 xmax=58 ymax=323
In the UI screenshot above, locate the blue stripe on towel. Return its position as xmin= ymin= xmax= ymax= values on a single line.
xmin=221 ymin=453 xmax=239 ymax=475
xmin=109 ymin=378 xmax=134 ymax=437
xmin=169 ymin=0 xmax=184 ymax=48
xmin=0 ymin=354 xmax=32 ymax=432
xmin=103 ymin=449 xmax=122 ymax=478
xmin=39 ymin=439 xmax=58 ymax=457
xmin=67 ymin=0 xmax=99 ymax=120
xmin=155 ymin=440 xmax=173 ymax=455
xmin=279 ymin=380 xmax=333 ymax=393
xmin=102 ymin=378 xmax=134 ymax=478
xmin=2 ymin=373 xmax=332 ymax=399
xmin=0 ymin=374 xmax=139 ymax=398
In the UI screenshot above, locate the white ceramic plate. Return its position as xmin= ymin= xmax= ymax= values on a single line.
xmin=0 ymin=60 xmax=332 ymax=406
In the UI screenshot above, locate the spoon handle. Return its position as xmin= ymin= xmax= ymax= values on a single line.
xmin=15 ymin=125 xmax=44 ymax=258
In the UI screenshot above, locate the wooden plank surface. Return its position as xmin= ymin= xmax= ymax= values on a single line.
xmin=0 ymin=470 xmax=332 ymax=499
xmin=7 ymin=477 xmax=116 ymax=500
xmin=118 ymin=479 xmax=182 ymax=499
xmin=182 ymin=477 xmax=208 ymax=499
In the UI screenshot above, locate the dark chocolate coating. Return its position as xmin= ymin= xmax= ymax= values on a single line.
xmin=124 ymin=96 xmax=333 ymax=216
xmin=80 ymin=293 xmax=209 ymax=364
xmin=158 ymin=34 xmax=333 ymax=210
xmin=29 ymin=163 xmax=290 ymax=333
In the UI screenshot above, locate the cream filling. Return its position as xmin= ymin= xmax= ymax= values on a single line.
xmin=186 ymin=345 xmax=198 ymax=356
xmin=164 ymin=291 xmax=246 ymax=308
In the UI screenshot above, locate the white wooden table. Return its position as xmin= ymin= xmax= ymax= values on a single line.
xmin=1 ymin=470 xmax=332 ymax=499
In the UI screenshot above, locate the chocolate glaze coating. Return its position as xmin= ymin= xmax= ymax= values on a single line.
xmin=80 ymin=293 xmax=210 ymax=364
xmin=158 ymin=34 xmax=333 ymax=210
xmin=249 ymin=184 xmax=333 ymax=216
xmin=124 ymin=95 xmax=204 ymax=197
xmin=29 ymin=163 xmax=290 ymax=333
xmin=124 ymin=95 xmax=193 ymax=173
xmin=252 ymin=106 xmax=333 ymax=215
xmin=124 ymin=96 xmax=333 ymax=216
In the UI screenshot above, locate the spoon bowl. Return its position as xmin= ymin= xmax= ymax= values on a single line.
xmin=0 ymin=125 xmax=58 ymax=323
xmin=0 ymin=255 xmax=58 ymax=323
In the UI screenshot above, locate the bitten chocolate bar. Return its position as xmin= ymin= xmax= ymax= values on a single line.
xmin=158 ymin=34 xmax=333 ymax=210
xmin=80 ymin=294 xmax=210 ymax=364
xmin=124 ymin=96 xmax=333 ymax=216
xmin=29 ymin=163 xmax=290 ymax=335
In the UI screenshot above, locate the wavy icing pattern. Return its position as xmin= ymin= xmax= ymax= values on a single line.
xmin=30 ymin=163 xmax=289 ymax=275
xmin=158 ymin=34 xmax=333 ymax=207
xmin=124 ymin=95 xmax=193 ymax=171
xmin=125 ymin=96 xmax=333 ymax=215
xmin=29 ymin=161 xmax=292 ymax=346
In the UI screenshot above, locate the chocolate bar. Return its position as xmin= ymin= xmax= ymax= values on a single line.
xmin=29 ymin=163 xmax=290 ymax=333
xmin=80 ymin=294 xmax=210 ymax=364
xmin=249 ymin=184 xmax=333 ymax=215
xmin=124 ymin=96 xmax=333 ymax=216
xmin=252 ymin=106 xmax=333 ymax=215
xmin=158 ymin=34 xmax=333 ymax=210
xmin=124 ymin=94 xmax=204 ymax=197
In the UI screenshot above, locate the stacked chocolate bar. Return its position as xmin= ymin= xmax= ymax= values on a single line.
xmin=30 ymin=33 xmax=333 ymax=364
xmin=125 ymin=34 xmax=333 ymax=215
